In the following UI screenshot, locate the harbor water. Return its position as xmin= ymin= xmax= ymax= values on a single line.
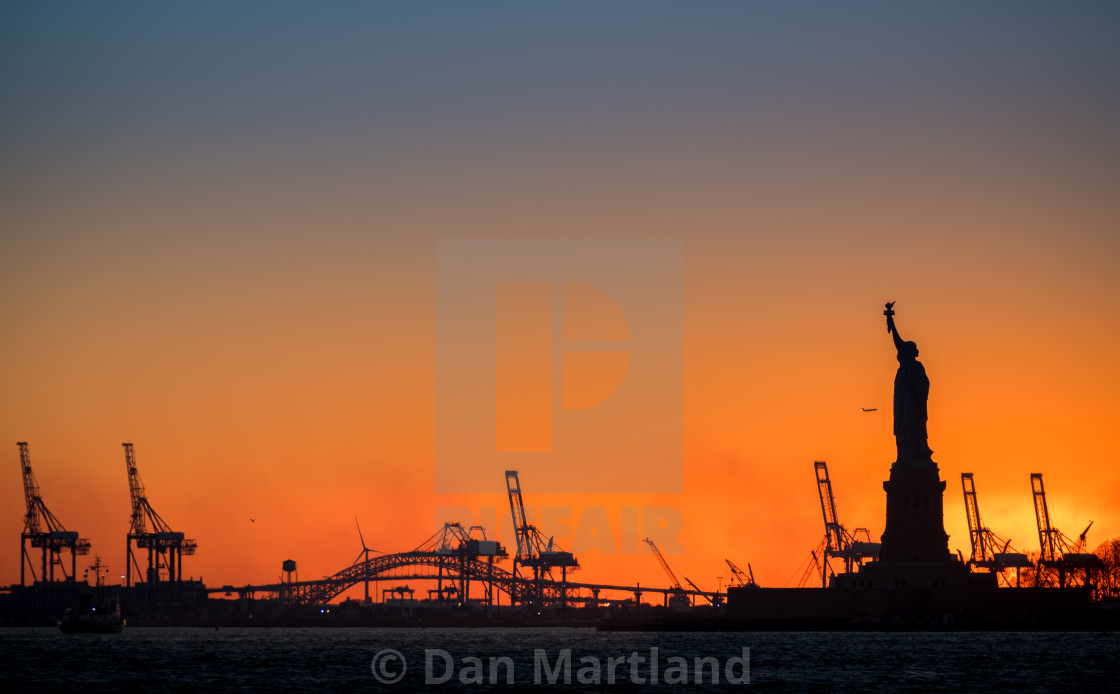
xmin=2 ymin=626 xmax=1118 ymax=692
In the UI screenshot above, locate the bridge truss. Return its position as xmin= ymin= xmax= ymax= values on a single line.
xmin=211 ymin=549 xmax=714 ymax=609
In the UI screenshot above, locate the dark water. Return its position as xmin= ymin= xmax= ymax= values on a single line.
xmin=1 ymin=627 xmax=1118 ymax=692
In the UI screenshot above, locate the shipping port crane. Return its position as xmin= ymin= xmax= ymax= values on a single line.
xmin=725 ymin=559 xmax=758 ymax=588
xmin=683 ymin=576 xmax=718 ymax=606
xmin=643 ymin=538 xmax=691 ymax=609
xmin=17 ymin=442 xmax=90 ymax=585
xmin=1030 ymin=473 xmax=1101 ymax=588
xmin=960 ymin=473 xmax=1030 ymax=586
xmin=505 ymin=471 xmax=578 ymax=607
xmin=796 ymin=542 xmax=826 ymax=587
xmin=813 ymin=461 xmax=879 ymax=586
xmin=412 ymin=521 xmax=506 ymax=608
xmin=123 ymin=443 xmax=197 ymax=587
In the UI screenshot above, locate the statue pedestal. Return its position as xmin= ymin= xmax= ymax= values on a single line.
xmin=879 ymin=462 xmax=953 ymax=563
xmin=833 ymin=460 xmax=991 ymax=592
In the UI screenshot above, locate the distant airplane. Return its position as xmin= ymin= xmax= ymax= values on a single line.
xmin=860 ymin=408 xmax=878 ymax=412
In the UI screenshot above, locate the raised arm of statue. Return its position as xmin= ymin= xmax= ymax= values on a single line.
xmin=889 ymin=316 xmax=905 ymax=353
xmin=885 ymin=302 xmax=904 ymax=353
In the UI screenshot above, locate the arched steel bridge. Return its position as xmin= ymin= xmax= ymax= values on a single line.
xmin=209 ymin=549 xmax=715 ymax=608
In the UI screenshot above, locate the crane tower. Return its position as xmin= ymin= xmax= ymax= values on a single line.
xmin=124 ymin=443 xmax=197 ymax=587
xmin=504 ymin=471 xmax=578 ymax=608
xmin=813 ymin=461 xmax=879 ymax=586
xmin=644 ymin=538 xmax=691 ymax=609
xmin=960 ymin=473 xmax=1029 ymax=586
xmin=1030 ymin=473 xmax=1101 ymax=588
xmin=17 ymin=442 xmax=90 ymax=585
xmin=725 ymin=559 xmax=757 ymax=588
xmin=504 ymin=471 xmax=578 ymax=578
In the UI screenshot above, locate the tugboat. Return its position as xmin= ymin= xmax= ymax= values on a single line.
xmin=59 ymin=556 xmax=124 ymax=634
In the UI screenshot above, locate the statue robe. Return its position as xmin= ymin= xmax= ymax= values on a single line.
xmin=894 ymin=358 xmax=932 ymax=465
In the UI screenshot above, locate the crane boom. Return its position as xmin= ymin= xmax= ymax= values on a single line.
xmin=814 ymin=461 xmax=844 ymax=553
xmin=19 ymin=442 xmax=42 ymax=534
xmin=505 ymin=470 xmax=530 ymax=561
xmin=725 ymin=558 xmax=753 ymax=587
xmin=961 ymin=473 xmax=988 ymax=563
xmin=1031 ymin=473 xmax=1060 ymax=563
xmin=644 ymin=538 xmax=683 ymax=591
xmin=797 ymin=546 xmax=823 ymax=588
xmin=683 ymin=576 xmax=714 ymax=605
xmin=124 ymin=442 xmax=150 ymax=535
xmin=1072 ymin=521 xmax=1094 ymax=554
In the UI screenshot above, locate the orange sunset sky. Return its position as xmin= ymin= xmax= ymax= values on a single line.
xmin=2 ymin=3 xmax=1119 ymax=599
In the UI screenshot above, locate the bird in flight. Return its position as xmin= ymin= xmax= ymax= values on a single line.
xmin=250 ymin=518 xmax=256 ymax=523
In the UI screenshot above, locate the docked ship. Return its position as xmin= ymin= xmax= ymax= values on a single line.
xmin=59 ymin=592 xmax=125 ymax=634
